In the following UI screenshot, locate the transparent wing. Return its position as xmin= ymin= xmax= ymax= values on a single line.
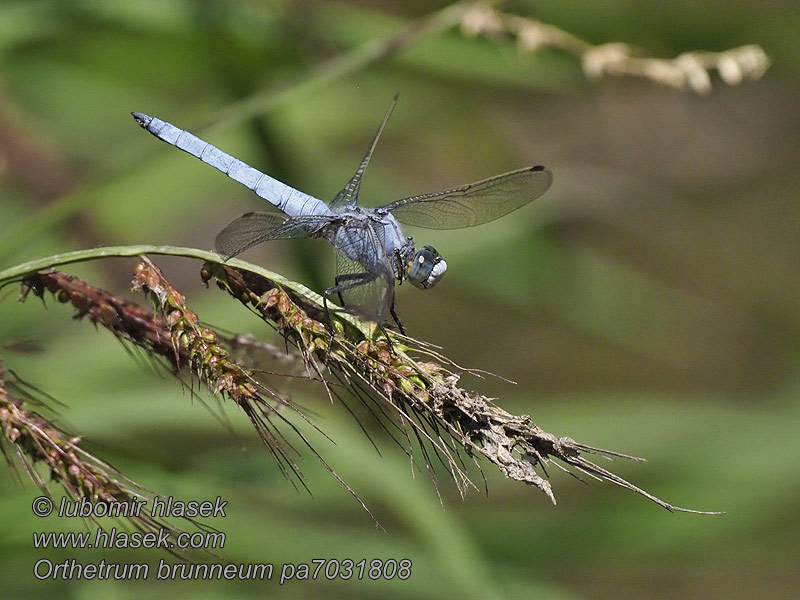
xmin=215 ymin=211 xmax=335 ymax=260
xmin=329 ymin=94 xmax=398 ymax=211
xmin=328 ymin=220 xmax=395 ymax=324
xmin=379 ymin=165 xmax=553 ymax=229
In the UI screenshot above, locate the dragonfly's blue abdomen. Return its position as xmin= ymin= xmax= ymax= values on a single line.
xmin=132 ymin=112 xmax=330 ymax=218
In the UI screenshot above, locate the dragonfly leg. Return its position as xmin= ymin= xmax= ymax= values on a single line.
xmin=332 ymin=272 xmax=404 ymax=336
xmin=321 ymin=292 xmax=336 ymax=364
xmin=330 ymin=272 xmax=371 ymax=308
xmin=389 ymin=296 xmax=405 ymax=335
xmin=322 ymin=272 xmax=374 ymax=360
xmin=392 ymin=249 xmax=405 ymax=286
xmin=324 ymin=272 xmax=396 ymax=354
xmin=377 ymin=323 xmax=395 ymax=352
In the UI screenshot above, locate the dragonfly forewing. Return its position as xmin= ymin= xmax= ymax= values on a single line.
xmin=380 ymin=165 xmax=552 ymax=229
xmin=329 ymin=93 xmax=399 ymax=211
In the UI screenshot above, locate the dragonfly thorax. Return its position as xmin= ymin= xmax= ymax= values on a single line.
xmin=406 ymin=245 xmax=447 ymax=290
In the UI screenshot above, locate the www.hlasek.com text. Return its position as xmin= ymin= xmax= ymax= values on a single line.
xmin=33 ymin=526 xmax=225 ymax=551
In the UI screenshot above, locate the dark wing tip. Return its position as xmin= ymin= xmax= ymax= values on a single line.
xmin=531 ymin=165 xmax=553 ymax=178
xmin=131 ymin=111 xmax=151 ymax=128
xmin=531 ymin=164 xmax=554 ymax=184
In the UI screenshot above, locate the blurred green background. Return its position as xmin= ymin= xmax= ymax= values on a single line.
xmin=1 ymin=1 xmax=798 ymax=598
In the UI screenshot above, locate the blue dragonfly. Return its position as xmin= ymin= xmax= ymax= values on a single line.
xmin=132 ymin=96 xmax=552 ymax=340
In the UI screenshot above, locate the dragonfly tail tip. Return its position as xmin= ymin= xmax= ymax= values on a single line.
xmin=131 ymin=111 xmax=151 ymax=127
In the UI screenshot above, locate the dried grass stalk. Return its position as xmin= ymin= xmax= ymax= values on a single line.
xmin=12 ymin=257 xmax=720 ymax=517
xmin=204 ymin=260 xmax=719 ymax=514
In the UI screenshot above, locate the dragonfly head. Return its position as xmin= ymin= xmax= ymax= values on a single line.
xmin=407 ymin=245 xmax=447 ymax=290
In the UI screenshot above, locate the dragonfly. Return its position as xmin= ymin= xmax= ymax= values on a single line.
xmin=132 ymin=95 xmax=552 ymax=341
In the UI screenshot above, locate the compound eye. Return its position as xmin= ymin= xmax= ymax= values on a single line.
xmin=407 ymin=246 xmax=447 ymax=289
